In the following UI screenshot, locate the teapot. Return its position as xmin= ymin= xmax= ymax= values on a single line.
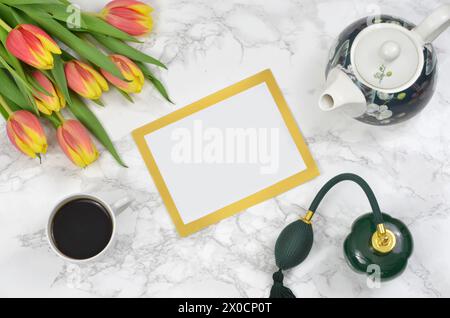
xmin=319 ymin=5 xmax=450 ymax=125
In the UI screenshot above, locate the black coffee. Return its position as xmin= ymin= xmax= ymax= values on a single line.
xmin=51 ymin=198 xmax=113 ymax=260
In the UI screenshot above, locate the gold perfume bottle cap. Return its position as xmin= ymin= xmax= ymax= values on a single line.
xmin=371 ymin=224 xmax=396 ymax=254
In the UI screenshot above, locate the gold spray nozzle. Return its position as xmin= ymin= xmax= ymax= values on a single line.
xmin=301 ymin=211 xmax=315 ymax=224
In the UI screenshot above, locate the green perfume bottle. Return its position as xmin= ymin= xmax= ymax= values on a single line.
xmin=270 ymin=173 xmax=413 ymax=298
xmin=344 ymin=213 xmax=413 ymax=280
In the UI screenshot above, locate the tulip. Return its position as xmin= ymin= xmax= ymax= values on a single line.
xmin=101 ymin=0 xmax=153 ymax=36
xmin=6 ymin=24 xmax=61 ymax=70
xmin=64 ymin=60 xmax=109 ymax=100
xmin=6 ymin=110 xmax=48 ymax=159
xmin=31 ymin=71 xmax=66 ymax=115
xmin=57 ymin=120 xmax=99 ymax=168
xmin=100 ymin=55 xmax=145 ymax=94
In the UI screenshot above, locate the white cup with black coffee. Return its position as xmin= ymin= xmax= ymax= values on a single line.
xmin=46 ymin=194 xmax=130 ymax=263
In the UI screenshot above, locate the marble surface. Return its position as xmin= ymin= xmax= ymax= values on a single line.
xmin=1 ymin=0 xmax=450 ymax=298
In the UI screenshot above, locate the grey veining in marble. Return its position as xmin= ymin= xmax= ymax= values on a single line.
xmin=0 ymin=0 xmax=449 ymax=297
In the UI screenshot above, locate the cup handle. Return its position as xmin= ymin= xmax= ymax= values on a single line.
xmin=112 ymin=197 xmax=131 ymax=216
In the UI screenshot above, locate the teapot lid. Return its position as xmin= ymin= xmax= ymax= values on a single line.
xmin=350 ymin=23 xmax=424 ymax=93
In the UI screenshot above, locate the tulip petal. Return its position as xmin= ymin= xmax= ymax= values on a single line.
xmin=6 ymin=29 xmax=40 ymax=68
xmin=8 ymin=132 xmax=37 ymax=158
xmin=101 ymin=69 xmax=129 ymax=91
xmin=76 ymin=62 xmax=109 ymax=92
xmin=21 ymin=24 xmax=61 ymax=55
xmin=13 ymin=111 xmax=46 ymax=138
xmin=105 ymin=0 xmax=149 ymax=10
xmin=101 ymin=54 xmax=144 ymax=93
xmin=32 ymin=71 xmax=63 ymax=114
xmin=105 ymin=12 xmax=150 ymax=36
xmin=65 ymin=61 xmax=109 ymax=100
xmin=102 ymin=1 xmax=153 ymax=36
xmin=65 ymin=62 xmax=94 ymax=99
xmin=21 ymin=28 xmax=55 ymax=70
xmin=56 ymin=86 xmax=66 ymax=109
xmin=35 ymin=100 xmax=52 ymax=115
xmin=57 ymin=127 xmax=88 ymax=167
xmin=7 ymin=120 xmax=36 ymax=158
xmin=57 ymin=120 xmax=99 ymax=168
xmin=105 ymin=0 xmax=153 ymax=17
xmin=63 ymin=120 xmax=97 ymax=154
xmin=22 ymin=125 xmax=48 ymax=154
xmin=130 ymin=3 xmax=153 ymax=15
xmin=33 ymin=71 xmax=55 ymax=95
xmin=6 ymin=111 xmax=47 ymax=158
xmin=6 ymin=24 xmax=61 ymax=70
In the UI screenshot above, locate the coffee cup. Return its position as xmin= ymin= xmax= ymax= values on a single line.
xmin=46 ymin=194 xmax=130 ymax=263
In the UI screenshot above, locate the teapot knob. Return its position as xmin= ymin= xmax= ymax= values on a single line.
xmin=380 ymin=41 xmax=401 ymax=62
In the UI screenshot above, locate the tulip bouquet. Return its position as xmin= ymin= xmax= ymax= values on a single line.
xmin=0 ymin=0 xmax=169 ymax=168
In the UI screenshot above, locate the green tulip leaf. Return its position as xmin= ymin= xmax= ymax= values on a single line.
xmin=50 ymin=55 xmax=72 ymax=104
xmin=0 ymin=50 xmax=38 ymax=112
xmin=0 ymin=69 xmax=28 ymax=106
xmin=0 ymin=101 xmax=8 ymax=119
xmin=91 ymin=98 xmax=105 ymax=107
xmin=0 ymin=0 xmax=60 ymax=4
xmin=0 ymin=3 xmax=23 ymax=26
xmin=67 ymin=93 xmax=127 ymax=167
xmin=43 ymin=112 xmax=62 ymax=129
xmin=137 ymin=61 xmax=173 ymax=103
xmin=29 ymin=3 xmax=87 ymax=29
xmin=0 ymin=29 xmax=39 ymax=113
xmin=60 ymin=49 xmax=76 ymax=62
xmin=93 ymin=34 xmax=167 ymax=69
xmin=2 ymin=93 xmax=34 ymax=114
xmin=0 ymin=54 xmax=33 ymax=95
xmin=115 ymin=87 xmax=134 ymax=103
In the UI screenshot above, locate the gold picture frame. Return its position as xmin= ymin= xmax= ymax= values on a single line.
xmin=132 ymin=69 xmax=319 ymax=237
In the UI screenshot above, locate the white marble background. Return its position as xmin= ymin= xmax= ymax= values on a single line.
xmin=0 ymin=0 xmax=449 ymax=298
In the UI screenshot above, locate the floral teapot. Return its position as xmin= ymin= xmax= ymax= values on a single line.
xmin=319 ymin=5 xmax=450 ymax=126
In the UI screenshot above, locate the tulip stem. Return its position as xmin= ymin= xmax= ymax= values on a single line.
xmin=56 ymin=112 xmax=66 ymax=123
xmin=0 ymin=95 xmax=13 ymax=116
xmin=0 ymin=18 xmax=12 ymax=32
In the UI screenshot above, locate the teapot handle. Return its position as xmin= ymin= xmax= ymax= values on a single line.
xmin=413 ymin=4 xmax=450 ymax=43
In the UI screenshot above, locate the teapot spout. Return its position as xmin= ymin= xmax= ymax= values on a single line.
xmin=319 ymin=68 xmax=367 ymax=117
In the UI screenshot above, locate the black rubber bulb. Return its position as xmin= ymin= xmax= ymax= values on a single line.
xmin=275 ymin=220 xmax=314 ymax=270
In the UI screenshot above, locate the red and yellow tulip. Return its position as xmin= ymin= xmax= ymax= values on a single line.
xmin=6 ymin=24 xmax=61 ymax=70
xmin=6 ymin=110 xmax=48 ymax=159
xmin=57 ymin=120 xmax=99 ymax=168
xmin=101 ymin=54 xmax=145 ymax=94
xmin=31 ymin=71 xmax=66 ymax=115
xmin=101 ymin=0 xmax=153 ymax=36
xmin=64 ymin=60 xmax=109 ymax=100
